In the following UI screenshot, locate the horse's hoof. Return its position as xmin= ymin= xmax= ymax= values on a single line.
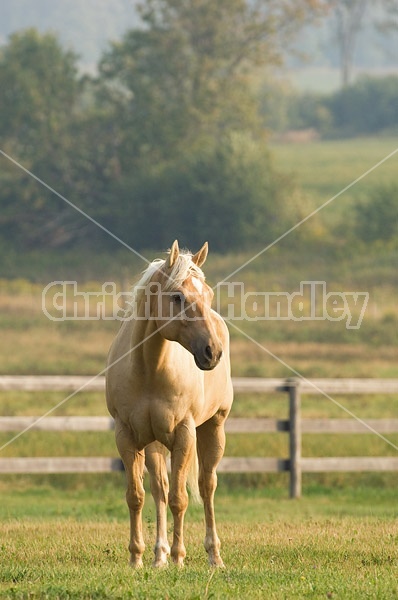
xmin=153 ymin=544 xmax=170 ymax=568
xmin=171 ymin=557 xmax=185 ymax=568
xmin=209 ymin=556 xmax=225 ymax=569
xmin=152 ymin=558 xmax=169 ymax=568
xmin=129 ymin=557 xmax=144 ymax=569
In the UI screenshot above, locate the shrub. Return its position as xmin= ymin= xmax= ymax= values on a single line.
xmin=326 ymin=76 xmax=398 ymax=136
xmin=354 ymin=183 xmax=398 ymax=245
xmin=260 ymin=75 xmax=398 ymax=138
xmin=115 ymin=133 xmax=297 ymax=253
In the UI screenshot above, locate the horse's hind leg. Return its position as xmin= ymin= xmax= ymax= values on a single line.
xmin=145 ymin=441 xmax=170 ymax=567
xmin=115 ymin=419 xmax=146 ymax=567
xmin=196 ymin=418 xmax=226 ymax=567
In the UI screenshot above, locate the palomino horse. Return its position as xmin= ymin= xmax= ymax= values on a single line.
xmin=106 ymin=241 xmax=233 ymax=568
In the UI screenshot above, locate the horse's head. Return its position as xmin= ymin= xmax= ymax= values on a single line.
xmin=152 ymin=240 xmax=223 ymax=371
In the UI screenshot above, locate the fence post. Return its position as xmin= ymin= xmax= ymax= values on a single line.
xmin=288 ymin=378 xmax=302 ymax=499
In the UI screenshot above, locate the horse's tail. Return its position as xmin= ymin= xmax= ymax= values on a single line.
xmin=187 ymin=444 xmax=201 ymax=504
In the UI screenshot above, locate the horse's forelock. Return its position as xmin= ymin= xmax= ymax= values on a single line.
xmin=125 ymin=252 xmax=204 ymax=318
xmin=163 ymin=253 xmax=204 ymax=292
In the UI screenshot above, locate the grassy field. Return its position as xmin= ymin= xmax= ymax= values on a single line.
xmin=1 ymin=136 xmax=398 ymax=598
xmin=0 ymin=474 xmax=398 ymax=599
xmin=271 ymin=136 xmax=398 ymax=204
xmin=1 ymin=509 xmax=398 ymax=599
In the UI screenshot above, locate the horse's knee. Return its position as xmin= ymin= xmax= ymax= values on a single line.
xmin=126 ymin=486 xmax=145 ymax=512
xmin=168 ymin=489 xmax=188 ymax=516
xmin=199 ymin=469 xmax=217 ymax=500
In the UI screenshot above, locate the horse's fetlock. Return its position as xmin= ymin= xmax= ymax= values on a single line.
xmin=154 ymin=541 xmax=170 ymax=555
xmin=171 ymin=543 xmax=186 ymax=567
xmin=129 ymin=540 xmax=145 ymax=566
xmin=153 ymin=541 xmax=170 ymax=568
xmin=204 ymin=535 xmax=221 ymax=554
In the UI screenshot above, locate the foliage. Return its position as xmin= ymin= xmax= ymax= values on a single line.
xmin=99 ymin=1 xmax=262 ymax=154
xmin=354 ymin=183 xmax=398 ymax=245
xmin=0 ymin=0 xmax=327 ymax=253
xmin=0 ymin=29 xmax=78 ymax=145
xmin=99 ymin=0 xmax=326 ymax=150
xmin=110 ymin=133 xmax=297 ymax=252
xmin=260 ymin=79 xmax=332 ymax=133
xmin=261 ymin=75 xmax=398 ymax=137
xmin=0 ymin=29 xmax=90 ymax=248
xmin=326 ymin=75 xmax=398 ymax=135
xmin=0 ymin=11 xmax=396 ymax=257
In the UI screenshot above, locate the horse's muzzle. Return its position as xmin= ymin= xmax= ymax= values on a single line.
xmin=194 ymin=347 xmax=223 ymax=371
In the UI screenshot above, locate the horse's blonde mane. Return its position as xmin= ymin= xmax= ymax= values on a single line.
xmin=125 ymin=250 xmax=205 ymax=318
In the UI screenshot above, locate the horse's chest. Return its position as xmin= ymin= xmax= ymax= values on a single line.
xmin=128 ymin=387 xmax=204 ymax=450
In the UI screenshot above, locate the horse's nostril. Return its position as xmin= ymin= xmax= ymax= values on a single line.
xmin=205 ymin=345 xmax=213 ymax=360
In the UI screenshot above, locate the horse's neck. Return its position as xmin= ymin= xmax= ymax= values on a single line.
xmin=129 ymin=288 xmax=191 ymax=382
xmin=130 ymin=317 xmax=173 ymax=377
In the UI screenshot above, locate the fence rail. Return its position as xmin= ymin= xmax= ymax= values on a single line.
xmin=2 ymin=375 xmax=398 ymax=394
xmin=1 ymin=376 xmax=397 ymax=497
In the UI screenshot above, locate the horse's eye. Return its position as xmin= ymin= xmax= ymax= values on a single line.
xmin=172 ymin=293 xmax=184 ymax=303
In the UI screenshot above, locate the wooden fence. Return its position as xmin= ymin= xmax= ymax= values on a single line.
xmin=0 ymin=376 xmax=398 ymax=498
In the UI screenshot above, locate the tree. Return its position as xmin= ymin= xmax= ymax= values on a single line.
xmin=0 ymin=29 xmax=95 ymax=248
xmin=113 ymin=132 xmax=297 ymax=252
xmin=354 ymin=183 xmax=398 ymax=245
xmin=99 ymin=0 xmax=328 ymax=164
xmin=376 ymin=0 xmax=398 ymax=32
xmin=0 ymin=28 xmax=78 ymax=154
xmin=96 ymin=0 xmax=325 ymax=251
xmin=0 ymin=3 xmax=327 ymax=253
xmin=332 ymin=0 xmax=370 ymax=87
xmin=326 ymin=75 xmax=398 ymax=134
xmin=328 ymin=0 xmax=398 ymax=87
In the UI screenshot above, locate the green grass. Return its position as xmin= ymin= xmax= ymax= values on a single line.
xmin=1 ymin=473 xmax=398 ymax=522
xmin=271 ymin=136 xmax=398 ymax=203
xmin=269 ymin=136 xmax=398 ymax=250
xmin=2 ymin=518 xmax=397 ymax=599
xmin=0 ymin=479 xmax=397 ymax=599
xmin=1 ymin=472 xmax=398 ymax=581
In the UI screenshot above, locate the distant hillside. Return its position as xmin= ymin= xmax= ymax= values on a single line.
xmin=0 ymin=0 xmax=141 ymax=71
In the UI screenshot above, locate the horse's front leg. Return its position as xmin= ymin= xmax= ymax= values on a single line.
xmin=196 ymin=418 xmax=226 ymax=567
xmin=115 ymin=419 xmax=146 ymax=567
xmin=169 ymin=419 xmax=196 ymax=567
xmin=145 ymin=441 xmax=170 ymax=567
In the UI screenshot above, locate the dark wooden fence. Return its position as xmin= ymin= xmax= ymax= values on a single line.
xmin=1 ymin=376 xmax=398 ymax=498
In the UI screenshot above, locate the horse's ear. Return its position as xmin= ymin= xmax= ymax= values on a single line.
xmin=192 ymin=241 xmax=208 ymax=267
xmin=165 ymin=240 xmax=180 ymax=269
